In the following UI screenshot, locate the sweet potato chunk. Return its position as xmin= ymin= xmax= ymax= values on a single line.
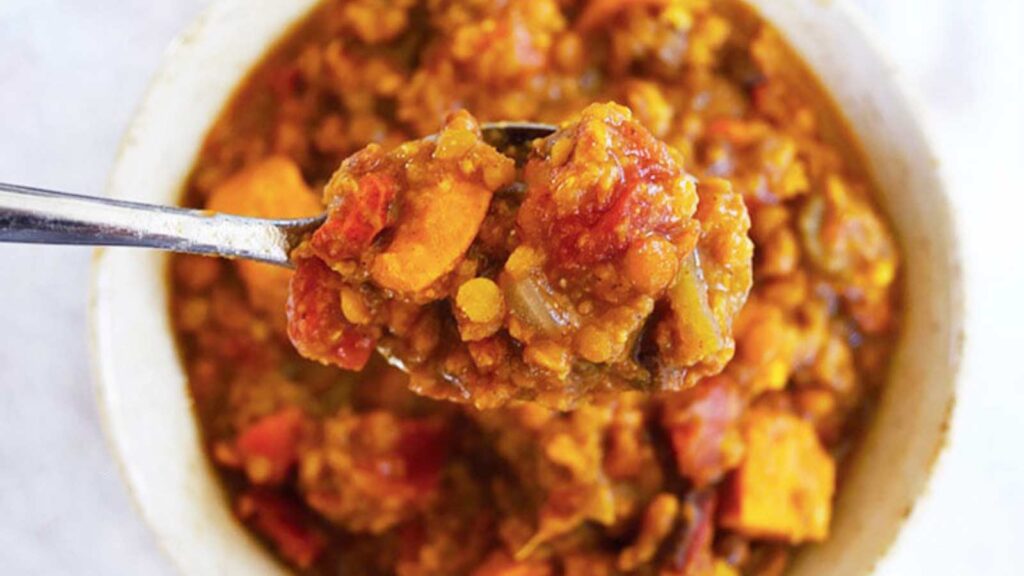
xmin=207 ymin=156 xmax=322 ymax=220
xmin=207 ymin=157 xmax=322 ymax=328
xmin=370 ymin=179 xmax=493 ymax=293
xmin=719 ymin=409 xmax=835 ymax=543
xmin=286 ymin=111 xmax=517 ymax=385
xmin=300 ymin=109 xmax=514 ymax=301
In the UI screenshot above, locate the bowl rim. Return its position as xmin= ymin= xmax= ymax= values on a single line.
xmin=91 ymin=1 xmax=321 ymax=574
xmin=90 ymin=0 xmax=965 ymax=574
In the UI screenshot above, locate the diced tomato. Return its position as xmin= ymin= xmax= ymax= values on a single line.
xmin=520 ymin=112 xmax=697 ymax=269
xmin=397 ymin=420 xmax=449 ymax=492
xmin=663 ymin=375 xmax=745 ymax=487
xmin=287 ymin=257 xmax=376 ymax=370
xmin=311 ymin=172 xmax=398 ymax=264
xmin=235 ymin=407 xmax=306 ymax=485
xmin=571 ymin=166 xmax=656 ymax=264
xmin=237 ymin=489 xmax=326 ymax=570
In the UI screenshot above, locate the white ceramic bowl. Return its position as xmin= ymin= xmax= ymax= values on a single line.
xmin=92 ymin=1 xmax=964 ymax=574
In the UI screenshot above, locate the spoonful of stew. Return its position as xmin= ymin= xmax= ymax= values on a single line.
xmin=0 ymin=103 xmax=753 ymax=408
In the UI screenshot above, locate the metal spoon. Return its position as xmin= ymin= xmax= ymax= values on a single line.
xmin=0 ymin=122 xmax=556 ymax=267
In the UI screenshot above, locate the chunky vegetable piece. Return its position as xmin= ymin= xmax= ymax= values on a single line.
xmin=289 ymin=111 xmax=514 ymax=370
xmin=369 ymin=178 xmax=493 ymax=293
xmin=719 ymin=409 xmax=836 ymax=543
xmin=289 ymin=103 xmax=753 ymax=409
xmin=518 ymin=103 xmax=699 ymax=268
xmin=662 ymin=375 xmax=745 ymax=487
xmin=288 ymin=257 xmax=376 ymax=370
xmin=206 ymin=157 xmax=322 ymax=331
xmin=172 ymin=0 xmax=902 ymax=573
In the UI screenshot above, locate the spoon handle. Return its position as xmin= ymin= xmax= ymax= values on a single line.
xmin=0 ymin=182 xmax=321 ymax=266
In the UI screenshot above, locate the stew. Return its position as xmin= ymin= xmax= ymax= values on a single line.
xmin=170 ymin=0 xmax=900 ymax=574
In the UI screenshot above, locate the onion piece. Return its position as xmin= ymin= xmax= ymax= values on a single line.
xmin=663 ymin=249 xmax=724 ymax=365
xmin=504 ymin=273 xmax=580 ymax=338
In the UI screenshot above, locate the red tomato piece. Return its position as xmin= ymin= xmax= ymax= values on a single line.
xmin=311 ymin=172 xmax=398 ymax=264
xmin=287 ymin=257 xmax=376 ymax=370
xmin=663 ymin=376 xmax=745 ymax=487
xmin=237 ymin=489 xmax=326 ymax=570
xmin=397 ymin=419 xmax=450 ymax=492
xmin=519 ymin=104 xmax=698 ymax=269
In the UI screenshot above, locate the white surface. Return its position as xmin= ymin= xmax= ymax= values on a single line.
xmin=0 ymin=1 xmax=1021 ymax=574
xmin=858 ymin=2 xmax=1024 ymax=575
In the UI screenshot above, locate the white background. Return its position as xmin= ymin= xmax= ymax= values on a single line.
xmin=1 ymin=1 xmax=1022 ymax=574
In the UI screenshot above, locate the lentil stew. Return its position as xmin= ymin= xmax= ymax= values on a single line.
xmin=170 ymin=0 xmax=901 ymax=574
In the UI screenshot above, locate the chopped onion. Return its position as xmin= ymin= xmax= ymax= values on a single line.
xmin=505 ymin=273 xmax=580 ymax=337
xmin=665 ymin=250 xmax=723 ymax=364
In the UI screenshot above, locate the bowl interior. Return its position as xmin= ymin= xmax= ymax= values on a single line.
xmin=747 ymin=2 xmax=963 ymax=574
xmin=92 ymin=1 xmax=962 ymax=574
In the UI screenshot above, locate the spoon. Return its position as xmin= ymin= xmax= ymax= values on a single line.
xmin=0 ymin=122 xmax=556 ymax=267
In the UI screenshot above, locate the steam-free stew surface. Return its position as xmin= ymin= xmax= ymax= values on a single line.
xmin=170 ymin=0 xmax=899 ymax=574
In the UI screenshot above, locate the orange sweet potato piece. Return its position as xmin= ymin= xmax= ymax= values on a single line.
xmin=207 ymin=157 xmax=322 ymax=326
xmin=311 ymin=171 xmax=398 ymax=263
xmin=370 ymin=179 xmax=493 ymax=294
xmin=719 ymin=409 xmax=835 ymax=543
xmin=207 ymin=156 xmax=322 ymax=219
